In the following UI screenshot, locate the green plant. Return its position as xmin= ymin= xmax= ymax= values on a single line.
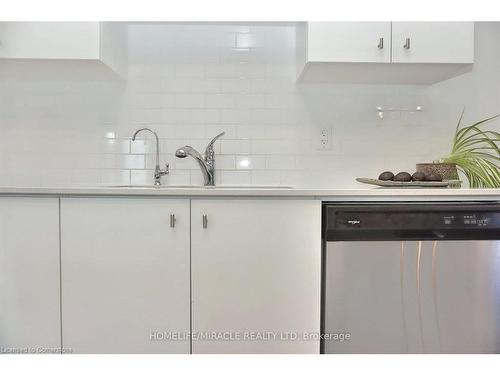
xmin=440 ymin=110 xmax=500 ymax=188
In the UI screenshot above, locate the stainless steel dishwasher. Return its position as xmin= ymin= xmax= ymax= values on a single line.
xmin=322 ymin=202 xmax=500 ymax=354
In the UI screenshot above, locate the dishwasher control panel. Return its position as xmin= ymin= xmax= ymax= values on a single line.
xmin=335 ymin=211 xmax=500 ymax=230
xmin=323 ymin=203 xmax=500 ymax=241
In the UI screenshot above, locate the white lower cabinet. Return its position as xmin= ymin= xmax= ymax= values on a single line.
xmin=0 ymin=197 xmax=61 ymax=353
xmin=59 ymin=197 xmax=321 ymax=354
xmin=191 ymin=199 xmax=322 ymax=354
xmin=60 ymin=198 xmax=190 ymax=353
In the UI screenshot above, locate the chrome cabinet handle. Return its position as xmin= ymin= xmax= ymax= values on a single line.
xmin=404 ymin=37 xmax=411 ymax=50
xmin=377 ymin=37 xmax=384 ymax=49
xmin=202 ymin=214 xmax=208 ymax=229
xmin=170 ymin=214 xmax=176 ymax=228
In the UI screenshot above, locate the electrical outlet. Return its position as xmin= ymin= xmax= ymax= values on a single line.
xmin=317 ymin=128 xmax=332 ymax=151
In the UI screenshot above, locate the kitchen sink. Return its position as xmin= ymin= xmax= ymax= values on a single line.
xmin=107 ymin=185 xmax=293 ymax=189
xmin=206 ymin=185 xmax=293 ymax=189
xmin=108 ymin=185 xmax=192 ymax=189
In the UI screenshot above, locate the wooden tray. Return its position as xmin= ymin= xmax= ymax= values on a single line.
xmin=356 ymin=177 xmax=460 ymax=188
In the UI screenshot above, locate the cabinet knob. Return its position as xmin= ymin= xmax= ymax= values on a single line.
xmin=170 ymin=214 xmax=176 ymax=228
xmin=404 ymin=37 xmax=411 ymax=50
xmin=377 ymin=37 xmax=384 ymax=50
xmin=202 ymin=214 xmax=208 ymax=229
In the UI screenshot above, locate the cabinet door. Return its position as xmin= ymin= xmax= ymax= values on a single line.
xmin=0 ymin=22 xmax=100 ymax=59
xmin=0 ymin=197 xmax=60 ymax=353
xmin=61 ymin=198 xmax=190 ymax=353
xmin=191 ymin=199 xmax=321 ymax=354
xmin=307 ymin=22 xmax=391 ymax=63
xmin=392 ymin=22 xmax=474 ymax=63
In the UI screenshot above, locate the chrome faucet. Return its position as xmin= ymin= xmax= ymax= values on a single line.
xmin=175 ymin=132 xmax=225 ymax=186
xmin=131 ymin=128 xmax=169 ymax=186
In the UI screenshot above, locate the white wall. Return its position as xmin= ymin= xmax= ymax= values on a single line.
xmin=0 ymin=22 xmax=498 ymax=188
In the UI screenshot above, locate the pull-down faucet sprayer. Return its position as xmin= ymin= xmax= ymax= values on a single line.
xmin=175 ymin=132 xmax=225 ymax=186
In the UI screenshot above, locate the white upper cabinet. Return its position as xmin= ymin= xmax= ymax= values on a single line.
xmin=391 ymin=22 xmax=474 ymax=63
xmin=298 ymin=22 xmax=475 ymax=84
xmin=0 ymin=22 xmax=100 ymax=59
xmin=307 ymin=22 xmax=391 ymax=63
xmin=0 ymin=22 xmax=127 ymax=78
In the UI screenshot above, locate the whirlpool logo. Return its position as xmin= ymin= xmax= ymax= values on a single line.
xmin=347 ymin=219 xmax=361 ymax=225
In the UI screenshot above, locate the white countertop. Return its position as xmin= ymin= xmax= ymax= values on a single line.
xmin=0 ymin=185 xmax=499 ymax=201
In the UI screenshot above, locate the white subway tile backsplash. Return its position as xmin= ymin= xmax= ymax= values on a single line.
xmin=279 ymin=170 xmax=302 ymax=187
xmin=0 ymin=171 xmax=41 ymax=187
xmin=163 ymin=108 xmax=193 ymax=124
xmin=236 ymin=94 xmax=266 ymax=109
xmin=116 ymin=154 xmax=145 ymax=169
xmin=174 ymin=94 xmax=205 ymax=108
xmin=130 ymin=169 xmax=152 ymax=185
xmin=128 ymin=77 xmax=164 ymax=93
xmin=220 ymin=109 xmax=250 ymax=124
xmin=205 ymin=94 xmax=235 ymax=109
xmin=237 ymin=125 xmax=283 ymax=139
xmin=236 ymin=155 xmax=266 ymax=170
xmin=215 ymin=155 xmax=236 ymax=169
xmin=205 ymin=64 xmax=238 ymax=78
xmin=265 ymin=155 xmax=296 ymax=170
xmin=220 ymin=139 xmax=251 ymax=154
xmin=190 ymin=79 xmax=221 ymax=93
xmin=144 ymin=154 xmax=176 ymax=170
xmin=220 ymin=170 xmax=251 ymax=185
xmin=40 ymin=170 xmax=71 ymax=187
xmin=128 ymin=93 xmax=172 ymax=109
xmin=265 ymin=94 xmax=288 ymax=108
xmin=101 ymin=170 xmax=131 ymax=185
xmin=174 ymin=64 xmax=205 ymax=78
xmin=400 ymin=111 xmax=420 ymax=126
xmin=220 ymin=78 xmax=251 ymax=93
xmin=70 ymin=169 xmax=101 ymax=186
xmin=102 ymin=139 xmax=130 ymax=154
xmin=192 ymin=109 xmax=221 ymax=124
xmin=165 ymin=170 xmax=191 ymax=185
xmin=75 ymin=154 xmax=116 ymax=169
xmin=176 ymin=155 xmax=203 ymax=171
xmin=130 ymin=139 xmax=154 ymax=154
xmin=0 ymin=24 xmax=447 ymax=188
xmin=249 ymin=109 xmax=282 ymax=124
xmin=162 ymin=78 xmax=188 ymax=93
xmin=236 ymin=63 xmax=267 ymax=78
xmin=174 ymin=124 xmax=206 ymax=139
xmin=251 ymin=170 xmax=281 ymax=185
xmin=251 ymin=139 xmax=293 ymax=155
xmin=189 ymin=170 xmax=206 ymax=185
xmin=250 ymin=78 xmax=284 ymax=93
xmin=131 ymin=108 xmax=164 ymax=124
